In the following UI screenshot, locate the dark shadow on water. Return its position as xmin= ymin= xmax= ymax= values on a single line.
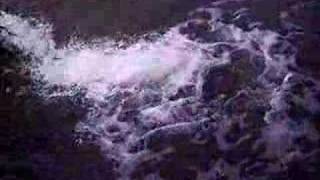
xmin=0 ymin=0 xmax=211 ymax=45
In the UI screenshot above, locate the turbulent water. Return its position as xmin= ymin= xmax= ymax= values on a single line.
xmin=1 ymin=1 xmax=320 ymax=179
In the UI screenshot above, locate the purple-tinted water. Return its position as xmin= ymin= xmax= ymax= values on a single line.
xmin=1 ymin=0 xmax=320 ymax=180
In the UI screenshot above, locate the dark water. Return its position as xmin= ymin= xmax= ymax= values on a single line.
xmin=1 ymin=0 xmax=211 ymax=43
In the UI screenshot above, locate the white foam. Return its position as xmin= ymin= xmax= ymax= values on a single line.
xmin=37 ymin=29 xmax=206 ymax=99
xmin=0 ymin=12 xmax=56 ymax=61
xmin=1 ymin=10 xmax=291 ymax=101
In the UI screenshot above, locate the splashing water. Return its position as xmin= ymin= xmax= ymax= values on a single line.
xmin=1 ymin=4 xmax=320 ymax=179
xmin=38 ymin=30 xmax=207 ymax=100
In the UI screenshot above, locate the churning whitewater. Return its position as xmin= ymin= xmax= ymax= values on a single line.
xmin=1 ymin=3 xmax=320 ymax=179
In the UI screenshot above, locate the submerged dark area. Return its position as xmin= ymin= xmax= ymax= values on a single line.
xmin=1 ymin=0 xmax=320 ymax=180
xmin=1 ymin=0 xmax=211 ymax=44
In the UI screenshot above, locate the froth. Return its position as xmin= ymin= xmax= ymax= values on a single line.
xmin=0 ymin=12 xmax=56 ymax=60
xmin=38 ymin=30 xmax=205 ymax=99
